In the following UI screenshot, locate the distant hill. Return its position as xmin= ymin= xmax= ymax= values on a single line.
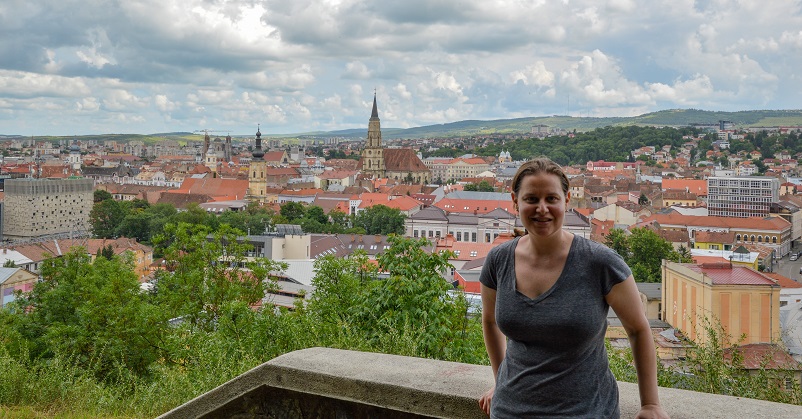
xmin=302 ymin=109 xmax=802 ymax=139
xmin=11 ymin=109 xmax=802 ymax=143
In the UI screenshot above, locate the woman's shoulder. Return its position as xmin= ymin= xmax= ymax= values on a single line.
xmin=572 ymin=235 xmax=622 ymax=259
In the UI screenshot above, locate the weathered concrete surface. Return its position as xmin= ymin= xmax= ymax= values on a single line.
xmin=159 ymin=347 xmax=802 ymax=418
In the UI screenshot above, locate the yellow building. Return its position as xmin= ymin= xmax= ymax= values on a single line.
xmin=692 ymin=231 xmax=735 ymax=251
xmin=662 ymin=260 xmax=781 ymax=347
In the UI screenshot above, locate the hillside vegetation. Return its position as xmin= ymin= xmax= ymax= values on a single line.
xmin=11 ymin=110 xmax=802 ymax=143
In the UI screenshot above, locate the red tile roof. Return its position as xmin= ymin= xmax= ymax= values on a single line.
xmin=762 ymin=272 xmax=802 ymax=289
xmin=644 ymin=211 xmax=790 ymax=231
xmin=662 ymin=179 xmax=708 ymax=195
xmin=174 ymin=177 xmax=249 ymax=199
xmin=434 ymin=197 xmax=517 ymax=215
xmin=724 ymin=343 xmax=801 ymax=370
xmin=435 ymin=235 xmax=496 ymax=260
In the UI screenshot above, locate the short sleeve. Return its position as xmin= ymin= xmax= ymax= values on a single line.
xmin=478 ymin=246 xmax=498 ymax=290
xmin=596 ymin=244 xmax=632 ymax=295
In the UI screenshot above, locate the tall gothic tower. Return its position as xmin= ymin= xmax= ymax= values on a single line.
xmin=361 ymin=93 xmax=385 ymax=178
xmin=248 ymin=125 xmax=268 ymax=203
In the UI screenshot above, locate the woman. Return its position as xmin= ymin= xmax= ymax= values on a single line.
xmin=478 ymin=158 xmax=668 ymax=418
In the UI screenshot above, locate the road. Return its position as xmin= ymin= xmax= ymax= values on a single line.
xmin=776 ymin=252 xmax=802 ymax=283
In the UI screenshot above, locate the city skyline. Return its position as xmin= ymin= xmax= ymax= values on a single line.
xmin=2 ymin=0 xmax=802 ymax=136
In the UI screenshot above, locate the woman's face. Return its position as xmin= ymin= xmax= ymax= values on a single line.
xmin=512 ymin=172 xmax=570 ymax=239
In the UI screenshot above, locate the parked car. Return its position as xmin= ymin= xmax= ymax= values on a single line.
xmin=791 ymin=253 xmax=799 ymax=261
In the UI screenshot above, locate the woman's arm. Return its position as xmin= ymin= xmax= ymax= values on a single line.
xmin=479 ymin=284 xmax=505 ymax=415
xmin=606 ymin=276 xmax=669 ymax=419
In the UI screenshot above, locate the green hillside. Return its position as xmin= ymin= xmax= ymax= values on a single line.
xmin=13 ymin=109 xmax=802 ymax=143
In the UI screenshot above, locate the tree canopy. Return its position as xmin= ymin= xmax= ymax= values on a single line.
xmin=604 ymin=228 xmax=692 ymax=282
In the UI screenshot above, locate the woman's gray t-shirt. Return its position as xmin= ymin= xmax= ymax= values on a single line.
xmin=479 ymin=235 xmax=631 ymax=418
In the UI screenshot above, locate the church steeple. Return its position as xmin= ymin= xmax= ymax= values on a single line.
xmin=361 ymin=92 xmax=385 ymax=177
xmin=252 ymin=125 xmax=264 ymax=161
xmin=248 ymin=124 xmax=267 ymax=204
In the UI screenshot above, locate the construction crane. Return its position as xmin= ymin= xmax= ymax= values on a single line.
xmin=192 ymin=129 xmax=229 ymax=137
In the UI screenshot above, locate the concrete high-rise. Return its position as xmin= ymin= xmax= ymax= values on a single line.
xmin=707 ymin=176 xmax=779 ymax=218
xmin=2 ymin=178 xmax=93 ymax=241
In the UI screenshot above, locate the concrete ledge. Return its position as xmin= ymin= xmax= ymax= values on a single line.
xmin=159 ymin=347 xmax=802 ymax=418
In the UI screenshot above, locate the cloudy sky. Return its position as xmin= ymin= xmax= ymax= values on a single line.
xmin=1 ymin=0 xmax=801 ymax=136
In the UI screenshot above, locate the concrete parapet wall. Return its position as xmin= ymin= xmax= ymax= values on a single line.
xmin=159 ymin=347 xmax=802 ymax=418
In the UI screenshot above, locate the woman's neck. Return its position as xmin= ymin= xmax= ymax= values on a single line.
xmin=525 ymin=230 xmax=572 ymax=256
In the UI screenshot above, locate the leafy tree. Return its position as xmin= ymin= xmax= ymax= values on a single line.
xmin=329 ymin=209 xmax=350 ymax=230
xmin=465 ymin=180 xmax=495 ymax=192
xmin=605 ymin=228 xmax=680 ymax=282
xmin=638 ymin=193 xmax=649 ymax=206
xmin=218 ymin=210 xmax=249 ymax=232
xmin=627 ymin=228 xmax=680 ymax=283
xmin=151 ymin=222 xmax=284 ymax=331
xmin=173 ymin=203 xmax=218 ymax=229
xmin=306 ymin=236 xmax=484 ymax=361
xmin=89 ymin=199 xmax=126 ymax=238
xmin=116 ymin=212 xmax=152 ymax=243
xmin=98 ymin=244 xmax=115 ymax=260
xmin=676 ymin=245 xmax=694 ymax=263
xmin=130 ymin=198 xmax=150 ymax=211
xmin=305 ymin=206 xmax=328 ymax=225
xmin=280 ymin=202 xmax=306 ymax=222
xmin=604 ymin=228 xmax=630 ymax=259
xmin=10 ymin=249 xmax=165 ymax=381
xmin=353 ymin=205 xmax=406 ymax=235
xmin=304 ymin=251 xmax=377 ymax=344
xmin=752 ymin=159 xmax=767 ymax=175
xmin=2 ymin=259 xmax=15 ymax=268
xmin=93 ymin=189 xmax=113 ymax=203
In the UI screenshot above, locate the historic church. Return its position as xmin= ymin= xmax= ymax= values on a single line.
xmin=357 ymin=94 xmax=431 ymax=184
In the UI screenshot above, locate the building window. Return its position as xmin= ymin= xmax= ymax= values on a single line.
xmin=736 ymin=234 xmax=741 ymax=242
xmin=758 ymin=236 xmax=763 ymax=243
xmin=772 ymin=236 xmax=777 ymax=244
xmin=751 ymin=235 xmax=756 ymax=242
xmin=414 ymin=230 xmax=419 ymax=238
xmin=472 ymin=232 xmax=477 ymax=242
xmin=456 ymin=232 xmax=462 ymax=241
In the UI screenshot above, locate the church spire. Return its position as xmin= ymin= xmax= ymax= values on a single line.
xmin=371 ymin=90 xmax=379 ymax=119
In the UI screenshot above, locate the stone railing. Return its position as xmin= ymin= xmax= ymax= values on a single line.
xmin=158 ymin=347 xmax=802 ymax=418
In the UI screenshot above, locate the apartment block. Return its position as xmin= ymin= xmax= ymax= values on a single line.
xmin=707 ymin=176 xmax=779 ymax=218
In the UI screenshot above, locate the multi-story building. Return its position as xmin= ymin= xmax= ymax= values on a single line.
xmin=707 ymin=176 xmax=779 ymax=218
xmin=2 ymin=178 xmax=93 ymax=241
xmin=662 ymin=261 xmax=781 ymax=346
xmin=644 ymin=210 xmax=792 ymax=257
xmin=405 ymin=206 xmax=590 ymax=243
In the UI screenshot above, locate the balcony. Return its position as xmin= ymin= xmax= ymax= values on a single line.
xmin=158 ymin=347 xmax=802 ymax=418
